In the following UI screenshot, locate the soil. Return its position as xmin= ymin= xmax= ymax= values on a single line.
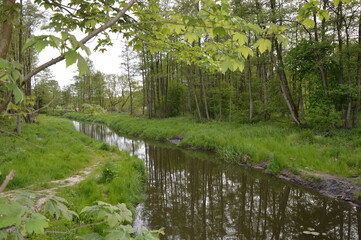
xmin=254 ymin=162 xmax=361 ymax=207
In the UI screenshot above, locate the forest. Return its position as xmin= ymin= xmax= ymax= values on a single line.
xmin=2 ymin=0 xmax=361 ymax=130
xmin=1 ymin=0 xmax=361 ymax=239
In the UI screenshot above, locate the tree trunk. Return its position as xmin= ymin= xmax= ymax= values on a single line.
xmin=190 ymin=67 xmax=202 ymax=120
xmin=352 ymin=12 xmax=361 ymax=127
xmin=16 ymin=114 xmax=22 ymax=134
xmin=0 ymin=0 xmax=15 ymax=59
xmin=274 ymin=40 xmax=301 ymax=126
xmin=247 ymin=56 xmax=254 ymax=121
xmin=262 ymin=61 xmax=270 ymax=120
xmin=199 ymin=69 xmax=210 ymax=120
xmin=270 ymin=0 xmax=300 ymax=126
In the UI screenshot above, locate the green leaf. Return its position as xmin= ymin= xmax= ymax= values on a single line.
xmin=7 ymin=82 xmax=24 ymax=103
xmin=106 ymin=213 xmax=119 ymax=228
xmin=116 ymin=203 xmax=132 ymax=223
xmin=184 ymin=32 xmax=198 ymax=44
xmin=302 ymin=18 xmax=315 ymax=28
xmin=173 ymin=24 xmax=185 ymax=34
xmin=79 ymin=42 xmax=91 ymax=56
xmin=0 ymin=230 xmax=8 ymax=240
xmin=61 ymin=32 xmax=69 ymax=41
xmin=43 ymin=196 xmax=77 ymax=221
xmin=233 ymin=32 xmax=248 ymax=45
xmin=13 ymin=86 xmax=25 ymax=104
xmin=213 ymin=27 xmax=226 ymax=37
xmin=134 ymin=227 xmax=161 ymax=240
xmin=237 ymin=46 xmax=253 ymax=58
xmin=11 ymin=70 xmax=22 ymax=82
xmin=104 ymin=230 xmax=130 ymax=240
xmin=25 ymin=213 xmax=49 ymax=235
xmin=318 ymin=10 xmax=330 ymax=20
xmin=254 ymin=39 xmax=272 ymax=53
xmin=0 ymin=59 xmax=11 ymax=69
xmin=77 ymin=233 xmax=104 ymax=240
xmin=35 ymin=41 xmax=49 ymax=53
xmin=69 ymin=34 xmax=79 ymax=48
xmin=104 ymin=225 xmax=135 ymax=240
xmin=0 ymin=201 xmax=23 ymax=228
xmin=22 ymin=38 xmax=37 ymax=51
xmin=49 ymin=35 xmax=61 ymax=48
xmin=64 ymin=50 xmax=78 ymax=67
xmin=220 ymin=59 xmax=233 ymax=73
xmin=77 ymin=55 xmax=89 ymax=76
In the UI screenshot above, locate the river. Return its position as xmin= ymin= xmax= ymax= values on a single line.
xmin=73 ymin=121 xmax=361 ymax=240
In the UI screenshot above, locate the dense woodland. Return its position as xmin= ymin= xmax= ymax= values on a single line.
xmin=0 ymin=0 xmax=360 ymax=132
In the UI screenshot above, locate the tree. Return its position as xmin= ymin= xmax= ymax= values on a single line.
xmin=120 ymin=40 xmax=138 ymax=115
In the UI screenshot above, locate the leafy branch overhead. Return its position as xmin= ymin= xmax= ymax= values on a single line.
xmin=124 ymin=0 xmax=288 ymax=73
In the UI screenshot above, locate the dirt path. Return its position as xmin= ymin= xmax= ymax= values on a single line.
xmin=35 ymin=162 xmax=100 ymax=194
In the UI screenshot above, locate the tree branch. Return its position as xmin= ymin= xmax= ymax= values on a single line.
xmin=113 ymin=20 xmax=242 ymax=32
xmin=22 ymin=0 xmax=138 ymax=86
xmin=0 ymin=170 xmax=15 ymax=194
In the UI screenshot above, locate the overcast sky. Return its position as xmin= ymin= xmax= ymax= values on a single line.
xmin=36 ymin=28 xmax=126 ymax=88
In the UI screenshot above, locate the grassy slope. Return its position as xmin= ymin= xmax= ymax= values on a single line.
xmin=0 ymin=115 xmax=145 ymax=210
xmin=64 ymin=112 xmax=361 ymax=178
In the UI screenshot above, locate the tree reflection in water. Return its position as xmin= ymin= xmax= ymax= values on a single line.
xmin=74 ymin=121 xmax=361 ymax=240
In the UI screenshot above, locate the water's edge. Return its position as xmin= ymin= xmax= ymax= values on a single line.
xmin=73 ymin=120 xmax=361 ymax=240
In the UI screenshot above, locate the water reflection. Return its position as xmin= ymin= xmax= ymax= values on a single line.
xmin=74 ymin=121 xmax=361 ymax=240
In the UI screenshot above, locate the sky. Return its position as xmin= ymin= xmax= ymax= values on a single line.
xmin=36 ymin=27 xmax=126 ymax=88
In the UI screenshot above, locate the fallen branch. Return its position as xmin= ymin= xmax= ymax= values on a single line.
xmin=0 ymin=170 xmax=15 ymax=193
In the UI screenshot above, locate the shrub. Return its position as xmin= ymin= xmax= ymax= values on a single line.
xmin=97 ymin=162 xmax=118 ymax=183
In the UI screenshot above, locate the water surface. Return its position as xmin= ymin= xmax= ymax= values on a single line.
xmin=73 ymin=121 xmax=361 ymax=240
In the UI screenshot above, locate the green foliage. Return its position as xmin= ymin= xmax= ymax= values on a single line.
xmin=82 ymin=104 xmax=106 ymax=116
xmin=99 ymin=143 xmax=111 ymax=151
xmin=0 ymin=59 xmax=24 ymax=104
xmin=0 ymin=192 xmax=76 ymax=239
xmin=97 ymin=162 xmax=117 ymax=184
xmin=285 ymin=40 xmax=333 ymax=77
xmin=0 ymin=193 xmax=161 ymax=240
xmin=305 ymin=101 xmax=341 ymax=131
xmin=266 ymin=155 xmax=287 ymax=174
xmin=166 ymin=84 xmax=185 ymax=117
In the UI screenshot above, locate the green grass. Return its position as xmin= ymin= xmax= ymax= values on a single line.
xmin=0 ymin=115 xmax=109 ymax=190
xmin=58 ymin=154 xmax=146 ymax=213
xmin=0 ymin=115 xmax=146 ymax=203
xmin=0 ymin=115 xmax=147 ymax=238
xmin=63 ymin=112 xmax=361 ymax=177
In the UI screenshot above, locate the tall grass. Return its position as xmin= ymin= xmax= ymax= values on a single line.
xmin=64 ymin=112 xmax=361 ymax=177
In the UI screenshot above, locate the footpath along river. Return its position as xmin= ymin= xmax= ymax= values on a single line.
xmin=73 ymin=121 xmax=361 ymax=240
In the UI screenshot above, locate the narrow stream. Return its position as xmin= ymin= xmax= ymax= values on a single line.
xmin=73 ymin=121 xmax=361 ymax=240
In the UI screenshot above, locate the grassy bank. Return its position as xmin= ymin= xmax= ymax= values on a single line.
xmin=0 ymin=115 xmax=146 ymax=209
xmin=63 ymin=112 xmax=361 ymax=178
